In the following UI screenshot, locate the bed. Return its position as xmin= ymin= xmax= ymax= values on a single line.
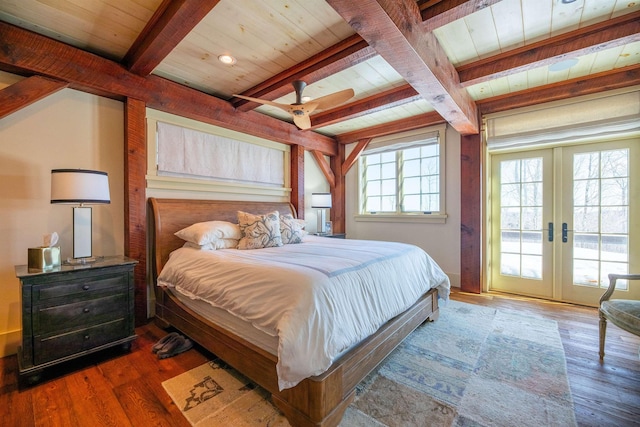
xmin=149 ymin=197 xmax=448 ymax=427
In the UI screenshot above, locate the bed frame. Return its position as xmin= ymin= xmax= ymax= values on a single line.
xmin=149 ymin=197 xmax=439 ymax=427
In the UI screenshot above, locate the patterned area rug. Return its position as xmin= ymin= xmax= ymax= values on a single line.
xmin=162 ymin=300 xmax=576 ymax=426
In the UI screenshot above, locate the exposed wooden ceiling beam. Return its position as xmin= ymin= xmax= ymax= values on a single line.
xmin=336 ymin=111 xmax=445 ymax=144
xmin=232 ymin=0 xmax=478 ymax=113
xmin=0 ymin=21 xmax=337 ymax=155
xmin=124 ymin=0 xmax=221 ymax=76
xmin=458 ymin=11 xmax=640 ymax=87
xmin=342 ymin=138 xmax=371 ymax=175
xmin=330 ymin=64 xmax=640 ymax=140
xmin=315 ymin=9 xmax=640 ymax=130
xmin=310 ymin=85 xmax=420 ymax=129
xmin=0 ymin=76 xmax=68 ymax=119
xmin=233 ymin=35 xmax=376 ymax=111
xmin=419 ymin=0 xmax=502 ymax=30
xmin=328 ymin=0 xmax=479 ymax=135
xmin=311 ymin=150 xmax=336 ymax=188
xmin=477 ymin=64 xmax=640 ymax=115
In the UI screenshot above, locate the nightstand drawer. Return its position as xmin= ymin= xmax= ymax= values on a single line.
xmin=34 ymin=274 xmax=127 ymax=302
xmin=34 ymin=318 xmax=129 ymax=365
xmin=34 ymin=293 xmax=128 ymax=334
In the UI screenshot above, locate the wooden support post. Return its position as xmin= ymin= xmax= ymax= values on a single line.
xmin=331 ymin=144 xmax=346 ymax=234
xmin=460 ymin=132 xmax=482 ymax=294
xmin=124 ymin=98 xmax=148 ymax=324
xmin=290 ymin=145 xmax=305 ymax=218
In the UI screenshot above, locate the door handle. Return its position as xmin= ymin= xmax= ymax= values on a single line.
xmin=562 ymin=223 xmax=569 ymax=243
xmin=548 ymin=222 xmax=554 ymax=242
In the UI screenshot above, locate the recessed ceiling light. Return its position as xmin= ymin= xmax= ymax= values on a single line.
xmin=548 ymin=58 xmax=579 ymax=72
xmin=218 ymin=54 xmax=236 ymax=65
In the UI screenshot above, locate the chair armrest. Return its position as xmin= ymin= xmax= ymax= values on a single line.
xmin=600 ymin=273 xmax=640 ymax=305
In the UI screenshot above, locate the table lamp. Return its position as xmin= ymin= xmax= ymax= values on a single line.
xmin=311 ymin=192 xmax=332 ymax=235
xmin=51 ymin=169 xmax=110 ymax=263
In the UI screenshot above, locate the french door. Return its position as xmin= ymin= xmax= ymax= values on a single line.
xmin=490 ymin=139 xmax=639 ymax=306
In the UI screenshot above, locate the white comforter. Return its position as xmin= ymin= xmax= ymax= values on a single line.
xmin=157 ymin=235 xmax=450 ymax=390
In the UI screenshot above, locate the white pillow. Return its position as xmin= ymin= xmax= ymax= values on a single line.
xmin=237 ymin=211 xmax=283 ymax=250
xmin=175 ymin=220 xmax=241 ymax=246
xmin=182 ymin=242 xmax=216 ymax=251
xmin=214 ymin=238 xmax=239 ymax=249
xmin=182 ymin=239 xmax=239 ymax=251
xmin=280 ymin=213 xmax=306 ymax=244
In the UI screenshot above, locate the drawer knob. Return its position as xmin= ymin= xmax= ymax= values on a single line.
xmin=83 ymin=308 xmax=90 ymax=313
xmin=82 ymin=285 xmax=90 ymax=291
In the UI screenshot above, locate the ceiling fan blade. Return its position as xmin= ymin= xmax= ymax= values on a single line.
xmin=313 ymin=88 xmax=355 ymax=110
xmin=232 ymin=94 xmax=292 ymax=111
xmin=293 ymin=113 xmax=312 ymax=130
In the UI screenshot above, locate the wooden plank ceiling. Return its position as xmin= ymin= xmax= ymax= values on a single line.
xmin=0 ymin=0 xmax=639 ymax=143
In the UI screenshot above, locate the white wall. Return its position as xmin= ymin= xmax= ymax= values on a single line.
xmin=303 ymin=151 xmax=330 ymax=233
xmin=344 ymin=126 xmax=461 ymax=287
xmin=0 ymin=71 xmax=125 ymax=358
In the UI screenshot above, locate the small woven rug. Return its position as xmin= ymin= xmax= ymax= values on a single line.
xmin=162 ymin=300 xmax=577 ymax=426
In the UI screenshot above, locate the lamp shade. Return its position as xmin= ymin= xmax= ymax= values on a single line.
xmin=51 ymin=169 xmax=110 ymax=204
xmin=311 ymin=192 xmax=332 ymax=208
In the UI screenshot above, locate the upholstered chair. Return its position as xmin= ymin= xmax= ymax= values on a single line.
xmin=599 ymin=273 xmax=640 ymax=360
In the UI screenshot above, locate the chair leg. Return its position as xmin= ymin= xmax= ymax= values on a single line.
xmin=599 ymin=311 xmax=607 ymax=361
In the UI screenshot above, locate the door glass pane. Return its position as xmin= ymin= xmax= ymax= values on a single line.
xmin=501 ymin=207 xmax=520 ymax=229
xmin=522 ymin=158 xmax=542 ymax=181
xmin=574 ymin=180 xmax=600 ymax=205
xmin=574 ymin=259 xmax=600 ymax=287
xmin=601 ymin=207 xmax=627 ymax=233
xmin=522 ymin=182 xmax=542 ymax=206
xmin=501 ymin=253 xmax=521 ymax=276
xmin=522 ymin=207 xmax=542 ymax=230
xmin=574 ymin=207 xmax=599 ymax=232
xmin=501 ymin=184 xmax=521 ymax=206
xmin=501 ymin=160 xmax=520 ymax=183
xmin=574 ymin=234 xmax=599 ymax=260
xmin=501 ymin=231 xmax=520 ymax=253
xmin=499 ymin=158 xmax=543 ymax=281
xmin=601 ymin=235 xmax=627 ymax=262
xmin=572 ymin=149 xmax=629 ymax=288
xmin=574 ymin=152 xmax=600 ymax=179
xmin=523 ymin=231 xmax=542 ymax=255
xmin=522 ymin=255 xmax=542 ymax=279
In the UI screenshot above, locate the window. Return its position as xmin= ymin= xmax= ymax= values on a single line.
xmin=358 ymin=125 xmax=446 ymax=219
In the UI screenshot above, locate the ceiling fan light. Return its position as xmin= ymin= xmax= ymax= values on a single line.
xmin=218 ymin=54 xmax=236 ymax=65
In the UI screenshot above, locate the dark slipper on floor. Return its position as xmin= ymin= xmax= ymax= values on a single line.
xmin=152 ymin=332 xmax=180 ymax=353
xmin=157 ymin=335 xmax=193 ymax=359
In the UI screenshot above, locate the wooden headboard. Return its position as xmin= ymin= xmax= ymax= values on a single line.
xmin=148 ymin=198 xmax=296 ymax=280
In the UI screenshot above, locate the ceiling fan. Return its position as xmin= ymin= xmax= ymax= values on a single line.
xmin=233 ymin=80 xmax=354 ymax=130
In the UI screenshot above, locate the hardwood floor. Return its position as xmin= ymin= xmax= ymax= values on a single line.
xmin=1 ymin=289 xmax=638 ymax=426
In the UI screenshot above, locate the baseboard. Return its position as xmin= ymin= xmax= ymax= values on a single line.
xmin=447 ymin=273 xmax=461 ymax=289
xmin=0 ymin=329 xmax=21 ymax=359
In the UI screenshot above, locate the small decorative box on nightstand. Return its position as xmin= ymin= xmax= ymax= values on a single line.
xmin=14 ymin=255 xmax=137 ymax=384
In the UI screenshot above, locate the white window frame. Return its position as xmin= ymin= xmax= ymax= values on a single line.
xmin=355 ymin=125 xmax=447 ymax=224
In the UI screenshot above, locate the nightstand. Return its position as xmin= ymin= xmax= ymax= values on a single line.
xmin=317 ymin=233 xmax=346 ymax=239
xmin=15 ymin=255 xmax=137 ymax=384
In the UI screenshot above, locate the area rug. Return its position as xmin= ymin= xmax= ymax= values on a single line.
xmin=162 ymin=300 xmax=577 ymax=426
